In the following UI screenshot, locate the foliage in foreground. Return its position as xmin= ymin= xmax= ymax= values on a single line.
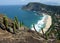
xmin=2 ymin=15 xmax=24 ymax=34
xmin=3 ymin=16 xmax=8 ymax=29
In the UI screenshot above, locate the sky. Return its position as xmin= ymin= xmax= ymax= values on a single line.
xmin=0 ymin=0 xmax=60 ymax=5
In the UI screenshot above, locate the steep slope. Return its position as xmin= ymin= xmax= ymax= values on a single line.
xmin=0 ymin=14 xmax=44 ymax=43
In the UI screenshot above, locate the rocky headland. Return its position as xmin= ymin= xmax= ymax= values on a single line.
xmin=23 ymin=2 xmax=60 ymax=40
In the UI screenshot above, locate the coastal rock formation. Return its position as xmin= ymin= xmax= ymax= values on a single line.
xmin=22 ymin=2 xmax=60 ymax=13
xmin=23 ymin=2 xmax=60 ymax=39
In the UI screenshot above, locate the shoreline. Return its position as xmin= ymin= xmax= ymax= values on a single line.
xmin=40 ymin=14 xmax=52 ymax=33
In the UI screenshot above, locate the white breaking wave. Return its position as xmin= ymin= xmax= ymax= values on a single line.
xmin=31 ymin=13 xmax=48 ymax=32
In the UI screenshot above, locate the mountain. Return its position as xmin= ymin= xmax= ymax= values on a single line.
xmin=22 ymin=2 xmax=60 ymax=40
xmin=22 ymin=2 xmax=60 ymax=14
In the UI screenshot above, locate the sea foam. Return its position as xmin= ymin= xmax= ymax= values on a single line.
xmin=31 ymin=13 xmax=48 ymax=32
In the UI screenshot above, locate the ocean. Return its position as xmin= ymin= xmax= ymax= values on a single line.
xmin=0 ymin=5 xmax=47 ymax=32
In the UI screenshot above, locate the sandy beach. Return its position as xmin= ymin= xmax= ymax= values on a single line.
xmin=40 ymin=14 xmax=52 ymax=34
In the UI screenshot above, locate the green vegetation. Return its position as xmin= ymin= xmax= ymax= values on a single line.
xmin=3 ymin=16 xmax=8 ymax=29
xmin=2 ymin=15 xmax=25 ymax=34
xmin=14 ymin=16 xmax=19 ymax=24
xmin=45 ymin=14 xmax=60 ymax=40
xmin=20 ymin=21 xmax=24 ymax=27
xmin=14 ymin=16 xmax=19 ymax=29
xmin=1 ymin=14 xmax=60 ymax=40
xmin=13 ymin=21 xmax=16 ymax=34
xmin=32 ymin=24 xmax=37 ymax=32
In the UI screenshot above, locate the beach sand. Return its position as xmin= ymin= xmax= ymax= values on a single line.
xmin=40 ymin=14 xmax=52 ymax=34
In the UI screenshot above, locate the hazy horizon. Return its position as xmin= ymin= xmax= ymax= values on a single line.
xmin=0 ymin=0 xmax=60 ymax=5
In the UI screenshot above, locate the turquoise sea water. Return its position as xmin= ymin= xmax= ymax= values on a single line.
xmin=0 ymin=5 xmax=46 ymax=32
